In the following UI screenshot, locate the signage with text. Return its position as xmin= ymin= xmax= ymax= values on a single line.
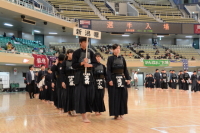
xmin=73 ymin=27 xmax=101 ymax=39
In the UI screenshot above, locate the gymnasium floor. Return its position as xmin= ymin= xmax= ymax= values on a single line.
xmin=0 ymin=87 xmax=200 ymax=133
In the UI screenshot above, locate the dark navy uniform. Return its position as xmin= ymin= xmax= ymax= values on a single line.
xmin=72 ymin=48 xmax=97 ymax=114
xmin=161 ymin=73 xmax=168 ymax=89
xmin=107 ymin=55 xmax=130 ymax=116
xmin=171 ymin=73 xmax=177 ymax=89
xmin=178 ymin=74 xmax=184 ymax=90
xmin=191 ymin=74 xmax=198 ymax=92
xmin=93 ymin=63 xmax=106 ymax=113
xmin=45 ymin=72 xmax=53 ymax=101
xmin=183 ymin=72 xmax=190 ymax=90
xmin=154 ymin=72 xmax=161 ymax=88
xmin=62 ymin=60 xmax=76 ymax=112
xmin=51 ymin=63 xmax=64 ymax=108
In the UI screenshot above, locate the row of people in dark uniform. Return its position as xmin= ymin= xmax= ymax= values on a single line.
xmin=144 ymin=69 xmax=200 ymax=92
xmin=26 ymin=37 xmax=131 ymax=123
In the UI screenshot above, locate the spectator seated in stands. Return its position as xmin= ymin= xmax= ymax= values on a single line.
xmin=161 ymin=55 xmax=166 ymax=59
xmin=146 ymin=54 xmax=151 ymax=59
xmin=32 ymin=50 xmax=36 ymax=54
xmin=129 ymin=52 xmax=132 ymax=58
xmin=140 ymin=56 xmax=144 ymax=62
xmin=175 ymin=55 xmax=179 ymax=59
xmin=6 ymin=42 xmax=11 ymax=47
xmin=157 ymin=56 xmax=161 ymax=59
xmin=11 ymin=35 xmax=16 ymax=41
xmin=124 ymin=51 xmax=127 ymax=56
xmin=154 ymin=56 xmax=157 ymax=59
xmin=191 ymin=56 xmax=195 ymax=60
xmin=3 ymin=32 xmax=6 ymax=37
xmin=7 ymin=42 xmax=13 ymax=51
xmin=138 ymin=42 xmax=141 ymax=46
xmin=155 ymin=50 xmax=159 ymax=55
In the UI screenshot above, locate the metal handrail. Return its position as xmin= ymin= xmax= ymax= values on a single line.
xmin=2 ymin=0 xmax=71 ymax=22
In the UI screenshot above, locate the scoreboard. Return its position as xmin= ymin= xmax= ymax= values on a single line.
xmin=90 ymin=20 xmax=182 ymax=34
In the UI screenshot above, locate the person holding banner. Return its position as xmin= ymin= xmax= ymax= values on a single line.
xmin=72 ymin=37 xmax=97 ymax=123
xmin=106 ymin=44 xmax=131 ymax=120
xmin=93 ymin=53 xmax=106 ymax=115
xmin=51 ymin=54 xmax=65 ymax=111
xmin=61 ymin=49 xmax=76 ymax=115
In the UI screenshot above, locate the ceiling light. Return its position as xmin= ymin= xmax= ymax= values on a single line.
xmin=157 ymin=36 xmax=164 ymax=37
xmin=49 ymin=32 xmax=57 ymax=34
xmin=5 ymin=64 xmax=16 ymax=66
xmin=34 ymin=30 xmax=40 ymax=33
xmin=4 ymin=23 xmax=13 ymax=27
xmin=122 ymin=35 xmax=129 ymax=37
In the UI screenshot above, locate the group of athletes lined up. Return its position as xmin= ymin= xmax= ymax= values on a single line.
xmin=26 ymin=37 xmax=131 ymax=123
xmin=144 ymin=69 xmax=200 ymax=92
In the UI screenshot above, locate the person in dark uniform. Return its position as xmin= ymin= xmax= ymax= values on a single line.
xmin=93 ymin=53 xmax=106 ymax=115
xmin=168 ymin=70 xmax=172 ymax=89
xmin=37 ymin=64 xmax=47 ymax=84
xmin=148 ymin=74 xmax=154 ymax=89
xmin=154 ymin=69 xmax=161 ymax=89
xmin=107 ymin=44 xmax=131 ymax=120
xmin=34 ymin=72 xmax=39 ymax=98
xmin=45 ymin=68 xmax=53 ymax=102
xmin=38 ymin=64 xmax=47 ymax=101
xmin=178 ymin=71 xmax=184 ymax=91
xmin=183 ymin=70 xmax=190 ymax=91
xmin=61 ymin=49 xmax=76 ymax=116
xmin=161 ymin=70 xmax=168 ymax=89
xmin=171 ymin=70 xmax=177 ymax=89
xmin=52 ymin=54 xmax=65 ymax=111
xmin=197 ymin=76 xmax=200 ymax=92
xmin=26 ymin=65 xmax=35 ymax=99
xmin=190 ymin=71 xmax=198 ymax=92
xmin=144 ymin=74 xmax=149 ymax=88
xmin=72 ymin=37 xmax=98 ymax=123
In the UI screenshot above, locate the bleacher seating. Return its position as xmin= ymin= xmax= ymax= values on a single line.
xmin=47 ymin=0 xmax=100 ymax=20
xmin=92 ymin=1 xmax=157 ymax=22
xmin=0 ymin=37 xmax=55 ymax=55
xmin=135 ymin=0 xmax=198 ymax=23
xmin=162 ymin=44 xmax=200 ymax=60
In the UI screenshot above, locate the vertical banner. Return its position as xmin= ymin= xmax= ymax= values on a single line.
xmin=14 ymin=68 xmax=17 ymax=75
xmin=32 ymin=54 xmax=48 ymax=68
xmin=47 ymin=56 xmax=57 ymax=67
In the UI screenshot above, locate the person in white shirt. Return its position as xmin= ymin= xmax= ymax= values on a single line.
xmin=134 ymin=71 xmax=138 ymax=90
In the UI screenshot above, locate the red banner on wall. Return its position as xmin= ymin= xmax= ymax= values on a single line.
xmin=194 ymin=24 xmax=200 ymax=34
xmin=32 ymin=54 xmax=48 ymax=68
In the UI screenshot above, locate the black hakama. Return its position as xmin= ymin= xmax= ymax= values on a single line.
xmin=106 ymin=55 xmax=130 ymax=116
xmin=148 ymin=77 xmax=154 ymax=88
xmin=171 ymin=80 xmax=177 ymax=89
xmin=72 ymin=48 xmax=98 ymax=114
xmin=93 ymin=87 xmax=106 ymax=113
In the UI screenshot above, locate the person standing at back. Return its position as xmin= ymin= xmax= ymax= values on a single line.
xmin=134 ymin=71 xmax=138 ymax=90
xmin=26 ymin=65 xmax=35 ymax=99
xmin=183 ymin=70 xmax=190 ymax=91
xmin=154 ymin=69 xmax=161 ymax=90
xmin=190 ymin=71 xmax=198 ymax=92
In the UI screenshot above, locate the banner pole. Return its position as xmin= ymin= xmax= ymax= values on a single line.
xmin=85 ymin=37 xmax=89 ymax=74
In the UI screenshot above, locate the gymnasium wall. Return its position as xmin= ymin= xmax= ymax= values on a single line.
xmin=0 ymin=66 xmax=28 ymax=88
xmin=0 ymin=28 xmax=18 ymax=37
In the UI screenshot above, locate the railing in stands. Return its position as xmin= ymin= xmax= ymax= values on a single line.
xmin=1 ymin=0 xmax=72 ymax=22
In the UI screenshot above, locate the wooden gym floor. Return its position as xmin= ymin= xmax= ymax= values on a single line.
xmin=1 ymin=87 xmax=200 ymax=133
